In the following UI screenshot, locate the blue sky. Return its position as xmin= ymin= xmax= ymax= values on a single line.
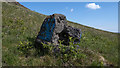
xmin=19 ymin=2 xmax=118 ymax=33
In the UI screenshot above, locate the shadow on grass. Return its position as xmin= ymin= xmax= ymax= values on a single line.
xmin=17 ymin=36 xmax=48 ymax=58
xmin=26 ymin=37 xmax=48 ymax=57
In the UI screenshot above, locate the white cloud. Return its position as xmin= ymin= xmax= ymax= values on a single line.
xmin=86 ymin=3 xmax=101 ymax=10
xmin=70 ymin=8 xmax=74 ymax=12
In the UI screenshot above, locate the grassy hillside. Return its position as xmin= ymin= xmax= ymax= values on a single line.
xmin=2 ymin=2 xmax=118 ymax=66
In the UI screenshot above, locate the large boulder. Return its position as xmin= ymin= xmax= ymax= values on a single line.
xmin=34 ymin=14 xmax=82 ymax=50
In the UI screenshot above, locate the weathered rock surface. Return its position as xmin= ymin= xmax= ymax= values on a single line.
xmin=35 ymin=14 xmax=82 ymax=50
xmin=59 ymin=26 xmax=81 ymax=45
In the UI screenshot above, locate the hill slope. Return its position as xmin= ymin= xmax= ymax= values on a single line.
xmin=2 ymin=2 xmax=118 ymax=66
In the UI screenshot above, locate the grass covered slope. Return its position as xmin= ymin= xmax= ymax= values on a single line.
xmin=2 ymin=2 xmax=47 ymax=66
xmin=67 ymin=21 xmax=118 ymax=65
xmin=2 ymin=2 xmax=118 ymax=66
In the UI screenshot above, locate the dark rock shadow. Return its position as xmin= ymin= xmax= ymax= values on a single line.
xmin=27 ymin=37 xmax=49 ymax=57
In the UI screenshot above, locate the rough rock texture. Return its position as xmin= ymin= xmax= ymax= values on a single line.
xmin=35 ymin=14 xmax=82 ymax=50
xmin=59 ymin=26 xmax=81 ymax=45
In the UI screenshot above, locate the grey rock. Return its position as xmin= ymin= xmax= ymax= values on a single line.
xmin=34 ymin=14 xmax=82 ymax=50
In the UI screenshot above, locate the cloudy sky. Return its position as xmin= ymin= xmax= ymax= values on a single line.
xmin=19 ymin=2 xmax=118 ymax=33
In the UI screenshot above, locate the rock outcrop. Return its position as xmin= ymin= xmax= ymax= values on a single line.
xmin=35 ymin=14 xmax=82 ymax=50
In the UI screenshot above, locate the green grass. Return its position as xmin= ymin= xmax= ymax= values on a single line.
xmin=67 ymin=21 xmax=118 ymax=65
xmin=2 ymin=2 xmax=118 ymax=66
